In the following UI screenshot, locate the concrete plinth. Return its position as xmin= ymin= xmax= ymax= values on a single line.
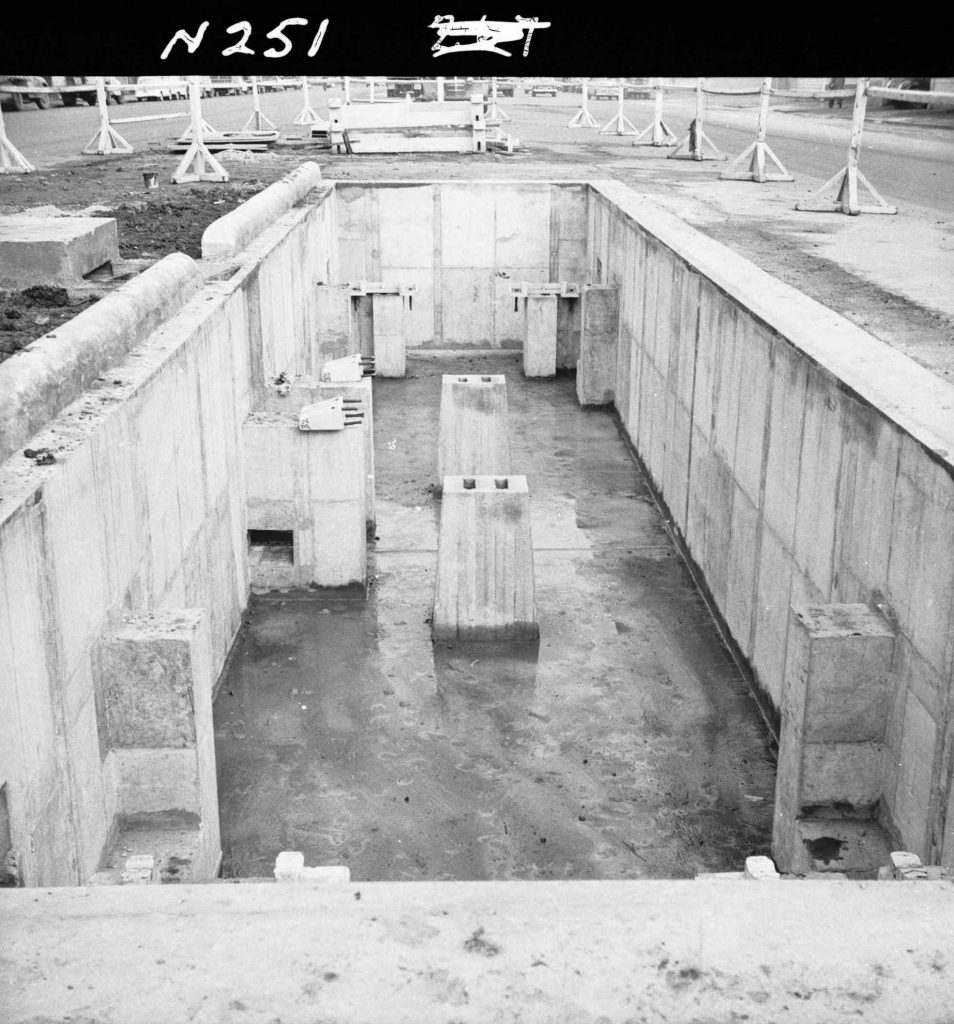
xmin=94 ymin=610 xmax=221 ymax=881
xmin=263 ymin=376 xmax=375 ymax=532
xmin=244 ymin=411 xmax=367 ymax=589
xmin=433 ymin=475 xmax=537 ymax=642
xmin=577 ymin=285 xmax=619 ymax=405
xmin=0 ymin=214 xmax=119 ymax=290
xmin=436 ymin=374 xmax=512 ymax=486
xmin=773 ymin=603 xmax=897 ymax=873
xmin=523 ymin=295 xmax=558 ymax=378
xmin=371 ymin=292 xmax=406 ymax=378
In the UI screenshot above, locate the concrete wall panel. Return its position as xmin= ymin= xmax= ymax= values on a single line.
xmin=590 ymin=181 xmax=954 ymax=859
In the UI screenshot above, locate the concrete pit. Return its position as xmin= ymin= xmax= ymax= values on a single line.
xmin=214 ymin=357 xmax=776 ymax=880
xmin=3 ymin=168 xmax=954 ymax=1020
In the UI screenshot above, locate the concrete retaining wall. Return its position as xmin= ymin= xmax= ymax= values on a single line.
xmin=0 ymin=253 xmax=202 ymax=465
xmin=236 ymin=188 xmax=337 ymax=393
xmin=333 ymin=181 xmax=587 ymax=360
xmin=0 ymin=270 xmax=253 ymax=885
xmin=0 ymin=171 xmax=346 ymax=888
xmin=589 ymin=181 xmax=954 ymax=865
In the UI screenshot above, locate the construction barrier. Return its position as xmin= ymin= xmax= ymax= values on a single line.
xmin=171 ymin=78 xmax=228 ymax=185
xmin=668 ymin=78 xmax=726 ymax=161
xmin=634 ymin=78 xmax=677 ymax=147
xmin=568 ymin=79 xmax=598 ymax=129
xmin=721 ymin=78 xmax=793 ymax=183
xmin=600 ymin=80 xmax=637 ymax=137
xmin=0 ymin=102 xmax=34 ymax=173
xmin=795 ymin=78 xmax=895 ymax=216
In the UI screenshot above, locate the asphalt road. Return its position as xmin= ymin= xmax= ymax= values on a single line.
xmin=3 ymin=86 xmax=953 ymax=213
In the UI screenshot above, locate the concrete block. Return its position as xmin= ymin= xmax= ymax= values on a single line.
xmin=0 ymin=215 xmax=119 ymax=290
xmin=121 ymin=854 xmax=159 ymax=885
xmin=523 ymin=295 xmax=558 ymax=377
xmin=800 ymin=742 xmax=884 ymax=806
xmin=274 ymin=851 xmax=305 ymax=881
xmin=96 ymin=611 xmax=210 ymax=750
xmin=244 ymin=412 xmax=367 ymax=589
xmin=371 ymin=292 xmax=406 ymax=378
xmin=433 ymin=476 xmax=538 ymax=643
xmin=773 ymin=603 xmax=896 ymax=871
xmin=577 ymin=285 xmax=619 ymax=406
xmin=437 ymin=374 xmax=512 ymax=485
xmin=94 ymin=610 xmax=220 ymax=879
xmin=743 ymin=856 xmax=780 ymax=881
xmin=264 ymin=378 xmax=375 ymax=531
xmin=789 ymin=604 xmax=897 ymax=743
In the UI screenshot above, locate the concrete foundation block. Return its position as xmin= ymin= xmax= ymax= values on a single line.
xmin=121 ymin=854 xmax=159 ymax=885
xmin=773 ymin=603 xmax=896 ymax=872
xmin=371 ymin=292 xmax=406 ymax=378
xmin=433 ymin=475 xmax=538 ymax=643
xmin=523 ymin=295 xmax=558 ymax=377
xmin=274 ymin=851 xmax=305 ymax=881
xmin=577 ymin=285 xmax=619 ymax=405
xmin=0 ymin=215 xmax=119 ymax=290
xmin=437 ymin=374 xmax=512 ymax=485
xmin=889 ymin=851 xmax=928 ymax=880
xmin=743 ymin=856 xmax=780 ymax=881
xmin=244 ymin=412 xmax=367 ymax=589
xmin=263 ymin=377 xmax=375 ymax=532
xmin=94 ymin=610 xmax=220 ymax=881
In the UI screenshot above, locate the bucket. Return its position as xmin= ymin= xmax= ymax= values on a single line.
xmin=142 ymin=171 xmax=159 ymax=189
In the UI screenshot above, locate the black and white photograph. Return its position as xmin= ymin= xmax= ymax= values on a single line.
xmin=1 ymin=8 xmax=953 ymax=1022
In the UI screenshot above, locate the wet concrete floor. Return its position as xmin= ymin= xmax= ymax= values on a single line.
xmin=214 ymin=354 xmax=776 ymax=880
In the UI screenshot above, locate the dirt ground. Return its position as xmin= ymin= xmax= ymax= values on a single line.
xmin=0 ymin=137 xmax=952 ymax=378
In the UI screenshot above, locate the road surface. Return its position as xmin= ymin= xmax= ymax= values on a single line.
xmin=2 ymin=86 xmax=953 ymax=214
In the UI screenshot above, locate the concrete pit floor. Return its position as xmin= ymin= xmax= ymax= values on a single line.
xmin=214 ymin=354 xmax=776 ymax=880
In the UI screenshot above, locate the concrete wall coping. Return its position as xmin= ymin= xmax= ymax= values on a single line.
xmin=4 ymin=880 xmax=954 ymax=1022
xmin=333 ymin=179 xmax=589 ymax=188
xmin=0 ymin=252 xmax=201 ymax=466
xmin=589 ymin=180 xmax=954 ymax=469
xmin=0 ymin=272 xmax=239 ymax=530
xmin=201 ymin=162 xmax=324 ymax=260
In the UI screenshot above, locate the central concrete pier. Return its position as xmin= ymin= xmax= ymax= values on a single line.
xmin=433 ymin=473 xmax=537 ymax=642
xmin=436 ymin=373 xmax=512 ymax=484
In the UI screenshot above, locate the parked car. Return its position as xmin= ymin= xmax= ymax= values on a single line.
xmin=528 ymin=80 xmax=559 ymax=97
xmin=210 ymin=76 xmax=249 ymax=97
xmin=442 ymin=77 xmax=482 ymax=100
xmin=624 ymin=79 xmax=653 ymax=99
xmin=0 ymin=75 xmax=52 ymax=111
xmin=135 ymin=76 xmax=187 ymax=101
xmin=386 ymin=77 xmax=425 ymax=100
xmin=591 ymin=79 xmax=622 ymax=100
xmin=58 ymin=76 xmax=125 ymax=106
xmin=495 ymin=78 xmax=515 ymax=97
xmin=881 ymin=77 xmax=930 ymax=109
